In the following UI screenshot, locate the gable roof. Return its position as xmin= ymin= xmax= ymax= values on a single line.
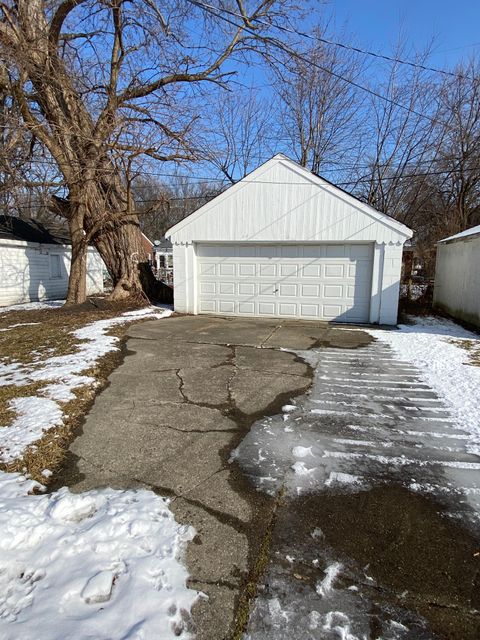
xmin=0 ymin=215 xmax=70 ymax=244
xmin=166 ymin=154 xmax=413 ymax=243
xmin=438 ymin=224 xmax=480 ymax=244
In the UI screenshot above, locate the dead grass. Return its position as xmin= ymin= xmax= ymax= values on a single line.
xmin=448 ymin=338 xmax=480 ymax=367
xmin=0 ymin=297 xmax=158 ymax=484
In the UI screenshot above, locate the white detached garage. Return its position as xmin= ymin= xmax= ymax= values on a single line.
xmin=166 ymin=154 xmax=412 ymax=325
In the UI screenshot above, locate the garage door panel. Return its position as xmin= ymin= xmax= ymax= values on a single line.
xmin=196 ymin=243 xmax=373 ymax=322
xmin=301 ymin=304 xmax=319 ymax=317
xmin=279 ymin=283 xmax=297 ymax=296
xmin=239 ymin=264 xmax=255 ymax=276
xmin=325 ymin=245 xmax=346 ymax=257
xmin=259 ymin=302 xmax=276 ymax=315
xmin=324 ymin=264 xmax=344 ymax=277
xmin=219 ymin=282 xmax=235 ymax=295
xmin=322 ymin=304 xmax=343 ymax=318
xmin=239 ymin=301 xmax=255 ymax=314
xmin=239 ymin=282 xmax=255 ymax=296
xmin=279 ymin=303 xmax=297 ymax=315
xmin=259 ymin=264 xmax=276 ymax=276
xmin=302 ymin=265 xmax=321 ymax=277
xmin=279 ymin=264 xmax=297 ymax=276
xmin=219 ymin=263 xmax=235 ymax=276
xmin=259 ymin=283 xmax=276 ymax=296
xmin=257 ymin=246 xmax=277 ymax=258
xmin=301 ymin=284 xmax=319 ymax=297
xmin=199 ymin=263 xmax=216 ymax=275
xmin=199 ymin=299 xmax=216 ymax=312
xmin=219 ymin=300 xmax=235 ymax=313
xmin=200 ymin=282 xmax=216 ymax=295
xmin=323 ymin=284 xmax=344 ymax=298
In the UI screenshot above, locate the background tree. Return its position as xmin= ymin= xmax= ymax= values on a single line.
xmin=201 ymin=88 xmax=274 ymax=183
xmin=0 ymin=0 xmax=294 ymax=304
xmin=272 ymin=24 xmax=365 ymax=179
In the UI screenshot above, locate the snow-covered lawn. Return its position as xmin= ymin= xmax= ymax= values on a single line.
xmin=0 ymin=306 xmax=172 ymax=462
xmin=0 ymin=473 xmax=196 ymax=640
xmin=368 ymin=316 xmax=480 ymax=454
xmin=0 ymin=304 xmax=199 ymax=639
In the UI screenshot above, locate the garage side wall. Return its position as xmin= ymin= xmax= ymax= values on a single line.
xmin=434 ymin=238 xmax=480 ymax=328
xmin=378 ymin=244 xmax=403 ymax=325
xmin=172 ymin=243 xmax=196 ymax=313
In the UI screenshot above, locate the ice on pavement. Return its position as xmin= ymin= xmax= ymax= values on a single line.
xmin=316 ymin=562 xmax=343 ymax=597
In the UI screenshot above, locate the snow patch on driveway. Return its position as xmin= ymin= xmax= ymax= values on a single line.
xmin=0 ymin=472 xmax=198 ymax=640
xmin=367 ymin=317 xmax=480 ymax=454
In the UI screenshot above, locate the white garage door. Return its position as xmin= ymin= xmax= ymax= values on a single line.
xmin=196 ymin=243 xmax=373 ymax=322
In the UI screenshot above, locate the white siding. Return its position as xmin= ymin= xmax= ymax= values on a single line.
xmin=196 ymin=243 xmax=373 ymax=322
xmin=168 ymin=157 xmax=411 ymax=246
xmin=0 ymin=240 xmax=104 ymax=307
xmin=434 ymin=236 xmax=480 ymax=328
xmin=86 ymin=248 xmax=105 ymax=295
xmin=167 ymin=155 xmax=412 ymax=325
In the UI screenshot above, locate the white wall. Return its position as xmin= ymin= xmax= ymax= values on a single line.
xmin=168 ymin=157 xmax=411 ymax=246
xmin=172 ymin=241 xmax=403 ymax=324
xmin=0 ymin=239 xmax=104 ymax=307
xmin=434 ymin=236 xmax=480 ymax=328
xmin=168 ymin=156 xmax=410 ymax=325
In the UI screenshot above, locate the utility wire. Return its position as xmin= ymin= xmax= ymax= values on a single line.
xmin=3 ymin=166 xmax=475 ymax=213
xmin=201 ymin=1 xmax=467 ymax=79
xmin=187 ymin=0 xmax=457 ymax=130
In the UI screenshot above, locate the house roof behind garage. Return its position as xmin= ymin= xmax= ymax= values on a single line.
xmin=166 ymin=154 xmax=413 ymax=245
xmin=438 ymin=224 xmax=480 ymax=244
xmin=0 ymin=215 xmax=70 ymax=244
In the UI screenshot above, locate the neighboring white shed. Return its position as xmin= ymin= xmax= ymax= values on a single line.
xmin=0 ymin=216 xmax=104 ymax=307
xmin=166 ymin=154 xmax=413 ymax=325
xmin=434 ymin=225 xmax=480 ymax=328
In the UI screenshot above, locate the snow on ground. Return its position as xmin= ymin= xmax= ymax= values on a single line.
xmin=0 ymin=397 xmax=64 ymax=463
xmin=0 ymin=473 xmax=198 ymax=640
xmin=0 ymin=300 xmax=65 ymax=314
xmin=0 ymin=305 xmax=172 ymax=462
xmin=0 ymin=305 xmax=199 ymax=638
xmin=367 ymin=316 xmax=480 ymax=454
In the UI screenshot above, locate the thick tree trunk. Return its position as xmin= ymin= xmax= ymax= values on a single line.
xmin=92 ymin=219 xmax=158 ymax=302
xmin=64 ymin=201 xmax=88 ymax=306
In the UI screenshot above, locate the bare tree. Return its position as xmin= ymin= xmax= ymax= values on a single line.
xmin=431 ymin=58 xmax=480 ymax=236
xmin=0 ymin=0 xmax=293 ymax=304
xmin=134 ymin=176 xmax=221 ymax=240
xmin=272 ymin=24 xmax=365 ymax=178
xmin=201 ymin=88 xmax=274 ymax=182
xmin=353 ymin=43 xmax=443 ymax=223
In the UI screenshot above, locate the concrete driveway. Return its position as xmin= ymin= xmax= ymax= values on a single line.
xmin=59 ymin=315 xmax=480 ymax=640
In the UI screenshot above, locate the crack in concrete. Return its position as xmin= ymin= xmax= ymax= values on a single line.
xmin=260 ymin=323 xmax=282 ymax=348
xmin=188 ymin=578 xmax=239 ymax=592
xmin=175 ymin=368 xmax=188 ymax=403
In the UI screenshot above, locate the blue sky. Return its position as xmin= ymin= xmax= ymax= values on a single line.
xmin=326 ymin=0 xmax=480 ymax=68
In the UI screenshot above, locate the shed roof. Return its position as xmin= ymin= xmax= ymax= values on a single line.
xmin=154 ymin=236 xmax=172 ymax=251
xmin=166 ymin=154 xmax=413 ymax=244
xmin=0 ymin=215 xmax=70 ymax=244
xmin=438 ymin=224 xmax=480 ymax=244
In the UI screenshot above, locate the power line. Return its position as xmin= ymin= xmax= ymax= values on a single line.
xmin=202 ymin=1 xmax=466 ymax=80
xmin=4 ymin=166 xmax=477 ymax=214
xmin=187 ymin=0 xmax=457 ymax=130
xmin=12 ymin=151 xmax=480 ymax=176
